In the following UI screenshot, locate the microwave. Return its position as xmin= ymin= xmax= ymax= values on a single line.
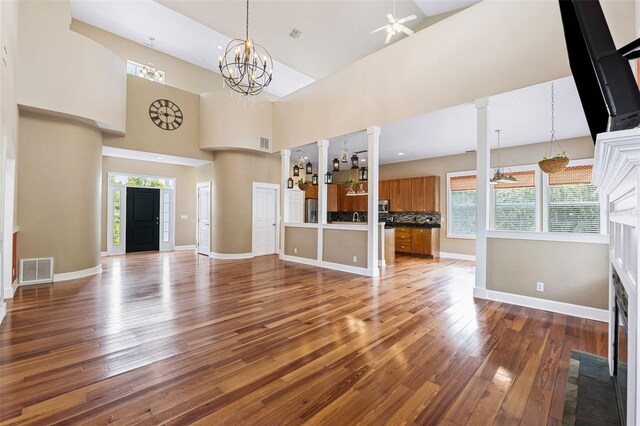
xmin=378 ymin=200 xmax=389 ymax=213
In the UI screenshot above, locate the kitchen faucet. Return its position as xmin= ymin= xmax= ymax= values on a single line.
xmin=352 ymin=212 xmax=360 ymax=223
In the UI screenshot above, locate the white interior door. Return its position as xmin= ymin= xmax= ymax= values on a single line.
xmin=253 ymin=185 xmax=278 ymax=256
xmin=286 ymin=189 xmax=305 ymax=223
xmin=197 ymin=182 xmax=211 ymax=255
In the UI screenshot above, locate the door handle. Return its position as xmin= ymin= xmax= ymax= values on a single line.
xmin=272 ymin=223 xmax=276 ymax=226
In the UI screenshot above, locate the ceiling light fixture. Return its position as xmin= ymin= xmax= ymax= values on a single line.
xmin=489 ymin=129 xmax=517 ymax=185
xmin=218 ymin=0 xmax=273 ymax=96
xmin=371 ymin=0 xmax=416 ymax=45
xmin=398 ymin=152 xmax=405 ymax=156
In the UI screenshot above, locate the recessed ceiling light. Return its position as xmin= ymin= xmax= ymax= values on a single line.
xmin=398 ymin=152 xmax=405 ymax=156
xmin=217 ymin=45 xmax=223 ymax=50
xmin=156 ymin=156 xmax=163 ymax=160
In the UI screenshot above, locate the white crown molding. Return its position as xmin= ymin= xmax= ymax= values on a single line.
xmin=53 ymin=265 xmax=103 ymax=283
xmin=476 ymin=289 xmax=608 ymax=322
xmin=440 ymin=252 xmax=476 ymax=261
xmin=209 ymin=252 xmax=254 ymax=260
xmin=593 ymin=128 xmax=640 ymax=194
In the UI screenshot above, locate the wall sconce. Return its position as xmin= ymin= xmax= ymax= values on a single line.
xmin=359 ymin=166 xmax=368 ymax=182
xmin=332 ymin=157 xmax=340 ymax=171
xmin=287 ymin=177 xmax=294 ymax=189
xmin=351 ymin=154 xmax=359 ymax=169
xmin=293 ymin=165 xmax=300 ymax=177
xmin=312 ymin=174 xmax=318 ymax=185
xmin=325 ymin=172 xmax=333 ymax=184
xmin=306 ymin=161 xmax=313 ymax=175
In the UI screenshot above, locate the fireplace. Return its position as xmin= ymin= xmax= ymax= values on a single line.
xmin=613 ymin=268 xmax=628 ymax=425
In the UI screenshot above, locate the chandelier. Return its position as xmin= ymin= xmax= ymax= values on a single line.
xmin=138 ymin=65 xmax=163 ymax=83
xmin=218 ymin=0 xmax=273 ymax=96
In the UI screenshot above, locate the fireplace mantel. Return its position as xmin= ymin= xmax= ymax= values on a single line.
xmin=593 ymin=128 xmax=640 ymax=426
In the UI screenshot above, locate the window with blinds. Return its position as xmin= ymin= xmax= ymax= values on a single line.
xmin=493 ymin=170 xmax=536 ymax=232
xmin=449 ymin=174 xmax=477 ymax=237
xmin=547 ymin=165 xmax=600 ymax=233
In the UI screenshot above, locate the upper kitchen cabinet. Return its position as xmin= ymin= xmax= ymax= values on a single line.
xmin=305 ymin=184 xmax=318 ymax=199
xmin=327 ymin=184 xmax=338 ymax=212
xmin=379 ymin=180 xmax=389 ymax=201
xmin=389 ymin=179 xmax=412 ymax=212
xmin=410 ymin=176 xmax=440 ymax=212
xmin=354 ymin=182 xmax=368 ymax=212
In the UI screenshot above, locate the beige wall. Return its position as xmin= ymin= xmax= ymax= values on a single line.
xmin=323 ymin=229 xmax=368 ymax=268
xmin=200 ymin=89 xmax=273 ymax=151
xmin=104 ymin=76 xmax=210 ymax=161
xmin=487 ymin=238 xmax=609 ymax=309
xmin=379 ymin=136 xmax=596 ymax=255
xmin=18 ymin=1 xmax=126 ymax=134
xmin=284 ymin=227 xmax=317 ymax=259
xmin=272 ymin=1 xmax=634 ymax=150
xmin=17 ymin=112 xmax=102 ymax=274
xmin=71 ymin=19 xmax=227 ymax=97
xmin=208 ymin=150 xmax=280 ymax=254
xmin=101 ymin=157 xmax=200 ymax=251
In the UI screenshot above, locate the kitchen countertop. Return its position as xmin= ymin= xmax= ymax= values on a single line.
xmin=382 ymin=222 xmax=441 ymax=229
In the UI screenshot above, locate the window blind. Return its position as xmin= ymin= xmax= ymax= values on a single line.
xmin=548 ymin=165 xmax=600 ymax=233
xmin=493 ymin=170 xmax=536 ymax=231
xmin=449 ymin=174 xmax=477 ymax=236
xmin=450 ymin=175 xmax=477 ymax=191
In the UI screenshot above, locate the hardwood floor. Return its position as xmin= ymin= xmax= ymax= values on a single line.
xmin=0 ymin=252 xmax=608 ymax=425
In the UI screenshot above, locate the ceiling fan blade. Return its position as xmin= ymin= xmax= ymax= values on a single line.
xmin=399 ymin=25 xmax=414 ymax=36
xmin=385 ymin=31 xmax=393 ymax=44
xmin=371 ymin=25 xmax=389 ymax=34
xmin=386 ymin=13 xmax=395 ymax=23
xmin=396 ymin=14 xmax=417 ymax=25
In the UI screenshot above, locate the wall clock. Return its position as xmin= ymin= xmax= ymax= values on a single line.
xmin=149 ymin=99 xmax=183 ymax=131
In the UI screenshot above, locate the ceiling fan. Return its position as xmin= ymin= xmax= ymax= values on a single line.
xmin=371 ymin=0 xmax=417 ymax=45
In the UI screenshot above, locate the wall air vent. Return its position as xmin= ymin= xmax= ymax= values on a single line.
xmin=19 ymin=257 xmax=54 ymax=285
xmin=259 ymin=136 xmax=271 ymax=151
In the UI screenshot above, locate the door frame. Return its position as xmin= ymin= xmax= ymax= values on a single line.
xmin=252 ymin=182 xmax=280 ymax=257
xmin=107 ymin=172 xmax=176 ymax=255
xmin=197 ymin=181 xmax=211 ymax=255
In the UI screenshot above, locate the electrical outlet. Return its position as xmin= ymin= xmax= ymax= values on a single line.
xmin=294 ymin=248 xmax=298 ymax=254
xmin=536 ymin=282 xmax=544 ymax=292
xmin=353 ymin=256 xmax=357 ymax=263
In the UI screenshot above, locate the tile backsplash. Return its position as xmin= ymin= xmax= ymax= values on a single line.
xmin=328 ymin=211 xmax=441 ymax=225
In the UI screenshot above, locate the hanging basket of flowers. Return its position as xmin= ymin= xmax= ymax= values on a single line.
xmin=297 ymin=179 xmax=310 ymax=191
xmin=539 ymin=82 xmax=570 ymax=175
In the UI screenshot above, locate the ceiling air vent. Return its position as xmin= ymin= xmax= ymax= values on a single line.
xmin=259 ymin=136 xmax=271 ymax=151
xmin=20 ymin=257 xmax=54 ymax=284
xmin=289 ymin=28 xmax=302 ymax=39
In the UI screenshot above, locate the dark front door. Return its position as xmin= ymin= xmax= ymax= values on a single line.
xmin=126 ymin=187 xmax=160 ymax=253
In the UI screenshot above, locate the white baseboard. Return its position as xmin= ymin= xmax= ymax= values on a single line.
xmin=209 ymin=252 xmax=254 ymax=260
xmin=477 ymin=289 xmax=609 ymax=322
xmin=379 ymin=259 xmax=386 ymax=269
xmin=53 ymin=265 xmax=103 ymax=283
xmin=473 ymin=287 xmax=487 ymax=298
xmin=174 ymin=245 xmax=196 ymax=251
xmin=3 ymin=279 xmax=17 ymax=299
xmin=100 ymin=251 xmax=108 ymax=257
xmin=282 ymin=255 xmax=320 ymax=267
xmin=0 ymin=302 xmax=5 ymax=324
xmin=440 ymin=252 xmax=476 ymax=261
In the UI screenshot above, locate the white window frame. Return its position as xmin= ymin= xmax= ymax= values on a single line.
xmin=489 ymin=164 xmax=542 ymax=232
xmin=541 ymin=158 xmax=604 ymax=235
xmin=447 ymin=170 xmax=477 ymax=240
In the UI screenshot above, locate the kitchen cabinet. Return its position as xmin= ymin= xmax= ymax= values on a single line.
xmin=410 ymin=176 xmax=440 ymax=212
xmin=327 ymin=184 xmax=338 ymax=212
xmin=353 ymin=182 xmax=368 ymax=212
xmin=389 ymin=179 xmax=412 ymax=212
xmin=379 ymin=180 xmax=389 ymax=201
xmin=337 ymin=185 xmax=354 ymax=212
xmin=305 ymin=184 xmax=318 ymax=199
xmin=395 ymin=227 xmax=440 ymax=257
xmin=410 ymin=177 xmax=426 ymax=212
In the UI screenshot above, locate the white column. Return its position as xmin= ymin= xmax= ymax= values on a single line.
xmin=280 ymin=149 xmax=290 ymax=259
xmin=317 ymin=140 xmax=329 ymax=263
xmin=367 ymin=126 xmax=380 ymax=277
xmin=474 ymin=98 xmax=490 ymax=297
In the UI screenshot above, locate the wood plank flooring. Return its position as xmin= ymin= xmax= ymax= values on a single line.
xmin=0 ymin=252 xmax=608 ymax=425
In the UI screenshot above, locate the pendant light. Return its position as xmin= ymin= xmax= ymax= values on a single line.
xmin=332 ymin=157 xmax=340 ymax=172
xmin=489 ymin=129 xmax=517 ymax=185
xmin=312 ymin=173 xmax=318 ymax=185
xmin=359 ymin=150 xmax=368 ymax=181
xmin=341 ymin=141 xmax=349 ymax=163
xmin=298 ymin=156 xmax=305 ymax=170
xmin=218 ymin=0 xmax=273 ymax=96
xmin=306 ymin=161 xmax=313 ymax=175
xmin=293 ymin=164 xmax=300 ymax=177
xmin=324 ymin=172 xmax=333 ymax=184
xmin=287 ymin=177 xmax=294 ymax=189
xmin=350 ymin=153 xmax=359 ymax=169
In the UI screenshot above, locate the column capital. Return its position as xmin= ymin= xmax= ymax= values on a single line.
xmin=475 ymin=97 xmax=489 ymax=109
xmin=318 ymin=140 xmax=329 ymax=148
xmin=367 ymin=126 xmax=381 ymax=136
xmin=281 ymin=149 xmax=290 ymax=158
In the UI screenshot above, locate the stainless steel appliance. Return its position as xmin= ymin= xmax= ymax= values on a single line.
xmin=378 ymin=200 xmax=389 ymax=213
xmin=305 ymin=198 xmax=318 ymax=223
